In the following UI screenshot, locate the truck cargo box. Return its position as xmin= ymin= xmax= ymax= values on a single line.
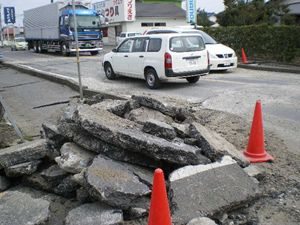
xmin=24 ymin=2 xmax=63 ymax=40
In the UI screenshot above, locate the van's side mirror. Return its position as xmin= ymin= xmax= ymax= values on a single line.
xmin=112 ymin=48 xmax=117 ymax=53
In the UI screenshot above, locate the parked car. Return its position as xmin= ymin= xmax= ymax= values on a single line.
xmin=103 ymin=33 xmax=210 ymax=89
xmin=144 ymin=28 xmax=237 ymax=71
xmin=116 ymin=32 xmax=141 ymax=45
xmin=11 ymin=37 xmax=28 ymax=51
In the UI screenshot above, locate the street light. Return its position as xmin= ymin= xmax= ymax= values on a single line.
xmin=72 ymin=0 xmax=84 ymax=101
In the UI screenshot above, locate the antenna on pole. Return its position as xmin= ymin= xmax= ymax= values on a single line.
xmin=72 ymin=0 xmax=84 ymax=102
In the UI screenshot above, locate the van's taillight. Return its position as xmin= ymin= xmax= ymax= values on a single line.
xmin=165 ymin=53 xmax=172 ymax=69
xmin=207 ymin=51 xmax=210 ymax=66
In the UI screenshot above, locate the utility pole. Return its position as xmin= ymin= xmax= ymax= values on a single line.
xmin=72 ymin=0 xmax=84 ymax=101
xmin=0 ymin=4 xmax=3 ymax=46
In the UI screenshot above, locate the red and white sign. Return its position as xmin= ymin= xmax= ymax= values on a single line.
xmin=93 ymin=0 xmax=136 ymax=23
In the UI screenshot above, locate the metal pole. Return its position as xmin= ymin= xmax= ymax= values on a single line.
xmin=13 ymin=24 xmax=15 ymax=39
xmin=72 ymin=0 xmax=84 ymax=101
xmin=0 ymin=4 xmax=3 ymax=46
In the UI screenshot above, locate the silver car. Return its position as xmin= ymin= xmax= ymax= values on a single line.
xmin=11 ymin=37 xmax=28 ymax=51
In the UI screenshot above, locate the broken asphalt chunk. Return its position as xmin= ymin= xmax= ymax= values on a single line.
xmin=169 ymin=156 xmax=260 ymax=225
xmin=189 ymin=122 xmax=249 ymax=167
xmin=55 ymin=142 xmax=96 ymax=174
xmin=0 ymin=188 xmax=50 ymax=225
xmin=85 ymin=155 xmax=151 ymax=209
xmin=74 ymin=105 xmax=210 ymax=166
xmin=0 ymin=139 xmax=46 ymax=168
xmin=65 ymin=202 xmax=123 ymax=225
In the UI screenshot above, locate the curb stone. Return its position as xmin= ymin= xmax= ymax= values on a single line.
xmin=3 ymin=61 xmax=126 ymax=100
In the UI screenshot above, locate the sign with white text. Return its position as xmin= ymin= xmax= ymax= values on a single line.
xmin=4 ymin=7 xmax=16 ymax=24
xmin=93 ymin=0 xmax=136 ymax=23
xmin=186 ymin=0 xmax=196 ymax=24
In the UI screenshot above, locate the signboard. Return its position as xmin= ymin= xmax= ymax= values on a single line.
xmin=186 ymin=0 xmax=196 ymax=24
xmin=4 ymin=7 xmax=16 ymax=24
xmin=93 ymin=0 xmax=136 ymax=23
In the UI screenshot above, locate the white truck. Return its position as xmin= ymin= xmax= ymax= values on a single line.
xmin=24 ymin=1 xmax=103 ymax=56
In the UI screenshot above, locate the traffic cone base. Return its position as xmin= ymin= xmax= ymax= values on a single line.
xmin=244 ymin=149 xmax=274 ymax=163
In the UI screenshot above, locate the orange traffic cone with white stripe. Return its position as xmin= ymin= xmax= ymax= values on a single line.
xmin=148 ymin=168 xmax=172 ymax=225
xmin=243 ymin=100 xmax=274 ymax=163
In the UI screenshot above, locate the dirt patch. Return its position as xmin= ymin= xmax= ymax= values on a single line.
xmin=193 ymin=107 xmax=300 ymax=225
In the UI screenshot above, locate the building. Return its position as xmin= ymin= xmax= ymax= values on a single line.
xmin=2 ymin=26 xmax=24 ymax=41
xmin=283 ymin=0 xmax=300 ymax=23
xmin=94 ymin=0 xmax=188 ymax=45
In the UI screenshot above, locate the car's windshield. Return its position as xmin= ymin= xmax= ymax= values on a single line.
xmin=182 ymin=30 xmax=217 ymax=44
xmin=170 ymin=36 xmax=205 ymax=52
xmin=69 ymin=15 xmax=100 ymax=28
xmin=15 ymin=38 xmax=25 ymax=42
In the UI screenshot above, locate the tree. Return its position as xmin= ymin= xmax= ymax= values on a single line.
xmin=197 ymin=10 xmax=214 ymax=27
xmin=217 ymin=0 xmax=295 ymax=26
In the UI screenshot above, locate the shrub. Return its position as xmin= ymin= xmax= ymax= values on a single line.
xmin=204 ymin=25 xmax=300 ymax=62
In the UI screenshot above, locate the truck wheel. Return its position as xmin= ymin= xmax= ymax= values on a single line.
xmin=186 ymin=76 xmax=200 ymax=84
xmin=104 ymin=63 xmax=116 ymax=80
xmin=145 ymin=68 xmax=161 ymax=89
xmin=61 ymin=44 xmax=70 ymax=57
xmin=38 ymin=42 xmax=43 ymax=53
xmin=90 ymin=51 xmax=99 ymax=56
xmin=34 ymin=42 xmax=39 ymax=53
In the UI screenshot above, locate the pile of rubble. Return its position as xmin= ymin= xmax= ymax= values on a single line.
xmin=0 ymin=95 xmax=262 ymax=225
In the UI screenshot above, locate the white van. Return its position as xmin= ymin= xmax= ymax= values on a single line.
xmin=144 ymin=28 xmax=237 ymax=71
xmin=103 ymin=34 xmax=210 ymax=89
xmin=116 ymin=32 xmax=141 ymax=45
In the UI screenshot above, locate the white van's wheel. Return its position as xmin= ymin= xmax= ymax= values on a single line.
xmin=104 ymin=63 xmax=116 ymax=80
xmin=186 ymin=76 xmax=200 ymax=84
xmin=145 ymin=68 xmax=160 ymax=89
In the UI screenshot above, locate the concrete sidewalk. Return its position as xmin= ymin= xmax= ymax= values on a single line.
xmin=238 ymin=61 xmax=300 ymax=74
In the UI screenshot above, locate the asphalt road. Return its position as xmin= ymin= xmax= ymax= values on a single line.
xmin=2 ymin=48 xmax=300 ymax=155
xmin=0 ymin=65 xmax=78 ymax=137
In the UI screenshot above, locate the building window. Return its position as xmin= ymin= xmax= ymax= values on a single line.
xmin=141 ymin=22 xmax=154 ymax=27
xmin=155 ymin=22 xmax=166 ymax=27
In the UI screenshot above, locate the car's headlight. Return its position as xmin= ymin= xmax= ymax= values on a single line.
xmin=232 ymin=51 xmax=236 ymax=57
xmin=209 ymin=54 xmax=218 ymax=59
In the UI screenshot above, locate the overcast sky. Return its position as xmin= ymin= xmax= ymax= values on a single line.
xmin=1 ymin=0 xmax=225 ymax=26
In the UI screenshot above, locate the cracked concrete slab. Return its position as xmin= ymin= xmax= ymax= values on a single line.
xmin=170 ymin=156 xmax=260 ymax=225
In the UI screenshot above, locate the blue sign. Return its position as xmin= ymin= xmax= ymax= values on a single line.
xmin=186 ymin=0 xmax=196 ymax=24
xmin=4 ymin=7 xmax=16 ymax=24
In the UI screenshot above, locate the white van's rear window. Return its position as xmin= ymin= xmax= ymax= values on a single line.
xmin=170 ymin=36 xmax=205 ymax=52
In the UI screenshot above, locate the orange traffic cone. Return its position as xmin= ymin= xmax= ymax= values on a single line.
xmin=243 ymin=100 xmax=274 ymax=163
xmin=241 ymin=48 xmax=248 ymax=64
xmin=148 ymin=168 xmax=172 ymax=225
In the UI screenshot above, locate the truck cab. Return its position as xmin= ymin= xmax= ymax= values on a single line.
xmin=59 ymin=8 xmax=103 ymax=55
